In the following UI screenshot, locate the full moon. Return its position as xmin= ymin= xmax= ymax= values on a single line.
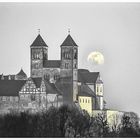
xmin=87 ymin=51 xmax=104 ymax=65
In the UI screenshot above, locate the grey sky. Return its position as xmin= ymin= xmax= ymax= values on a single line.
xmin=0 ymin=3 xmax=140 ymax=115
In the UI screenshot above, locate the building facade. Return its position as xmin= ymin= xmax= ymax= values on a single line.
xmin=0 ymin=32 xmax=105 ymax=115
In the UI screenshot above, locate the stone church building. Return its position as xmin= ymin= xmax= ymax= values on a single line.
xmin=0 ymin=32 xmax=104 ymax=115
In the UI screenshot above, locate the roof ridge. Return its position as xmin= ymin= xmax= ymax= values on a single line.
xmin=31 ymin=34 xmax=48 ymax=47
xmin=61 ymin=34 xmax=78 ymax=46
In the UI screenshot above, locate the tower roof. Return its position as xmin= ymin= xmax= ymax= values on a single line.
xmin=61 ymin=34 xmax=78 ymax=46
xmin=16 ymin=69 xmax=27 ymax=77
xmin=31 ymin=34 xmax=48 ymax=47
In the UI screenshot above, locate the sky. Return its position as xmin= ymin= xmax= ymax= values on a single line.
xmin=0 ymin=2 xmax=140 ymax=115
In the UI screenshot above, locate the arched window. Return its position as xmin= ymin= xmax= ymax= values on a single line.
xmin=74 ymin=49 xmax=77 ymax=59
xmin=97 ymin=86 xmax=99 ymax=92
xmin=100 ymin=87 xmax=102 ymax=92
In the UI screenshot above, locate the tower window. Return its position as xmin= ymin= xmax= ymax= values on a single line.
xmin=100 ymin=87 xmax=102 ymax=92
xmin=74 ymin=49 xmax=77 ymax=59
xmin=65 ymin=63 xmax=69 ymax=69
xmin=97 ymin=86 xmax=99 ymax=92
xmin=74 ymin=62 xmax=77 ymax=68
xmin=45 ymin=74 xmax=50 ymax=80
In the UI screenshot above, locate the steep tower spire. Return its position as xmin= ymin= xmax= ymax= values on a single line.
xmin=60 ymin=32 xmax=78 ymax=104
xmin=30 ymin=33 xmax=48 ymax=78
xmin=31 ymin=34 xmax=48 ymax=47
xmin=61 ymin=34 xmax=78 ymax=46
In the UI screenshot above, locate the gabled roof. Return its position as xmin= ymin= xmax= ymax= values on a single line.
xmin=45 ymin=80 xmax=62 ymax=95
xmin=78 ymin=69 xmax=99 ymax=84
xmin=31 ymin=34 xmax=48 ymax=47
xmin=32 ymin=77 xmax=42 ymax=88
xmin=0 ymin=80 xmax=26 ymax=96
xmin=96 ymin=79 xmax=103 ymax=84
xmin=16 ymin=69 xmax=27 ymax=77
xmin=43 ymin=60 xmax=61 ymax=68
xmin=78 ymin=84 xmax=96 ymax=97
xmin=61 ymin=34 xmax=78 ymax=46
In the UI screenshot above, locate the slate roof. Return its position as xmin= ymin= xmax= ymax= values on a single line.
xmin=31 ymin=78 xmax=62 ymax=95
xmin=45 ymin=81 xmax=62 ymax=95
xmin=78 ymin=69 xmax=99 ymax=84
xmin=16 ymin=69 xmax=27 ymax=77
xmin=0 ymin=80 xmax=26 ymax=96
xmin=55 ymin=82 xmax=72 ymax=101
xmin=61 ymin=34 xmax=78 ymax=46
xmin=43 ymin=60 xmax=61 ymax=68
xmin=31 ymin=34 xmax=48 ymax=47
xmin=32 ymin=78 xmax=42 ymax=88
xmin=78 ymin=84 xmax=96 ymax=97
xmin=78 ymin=69 xmax=89 ymax=73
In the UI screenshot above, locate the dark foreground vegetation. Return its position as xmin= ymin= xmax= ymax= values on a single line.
xmin=0 ymin=105 xmax=139 ymax=137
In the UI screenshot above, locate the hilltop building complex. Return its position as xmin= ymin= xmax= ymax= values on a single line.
xmin=0 ymin=32 xmax=106 ymax=116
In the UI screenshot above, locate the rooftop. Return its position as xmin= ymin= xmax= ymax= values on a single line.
xmin=31 ymin=34 xmax=48 ymax=47
xmin=43 ymin=60 xmax=61 ymax=68
xmin=0 ymin=80 xmax=26 ymax=96
xmin=61 ymin=34 xmax=78 ymax=46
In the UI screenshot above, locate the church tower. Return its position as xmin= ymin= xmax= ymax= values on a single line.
xmin=60 ymin=32 xmax=78 ymax=103
xmin=95 ymin=76 xmax=104 ymax=110
xmin=30 ymin=33 xmax=48 ymax=77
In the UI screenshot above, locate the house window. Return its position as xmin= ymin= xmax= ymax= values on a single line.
xmin=83 ymin=99 xmax=84 ymax=103
xmin=31 ymin=95 xmax=35 ymax=101
xmin=86 ymin=99 xmax=87 ymax=103
xmin=41 ymin=88 xmax=45 ymax=92
xmin=88 ymin=100 xmax=90 ymax=103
